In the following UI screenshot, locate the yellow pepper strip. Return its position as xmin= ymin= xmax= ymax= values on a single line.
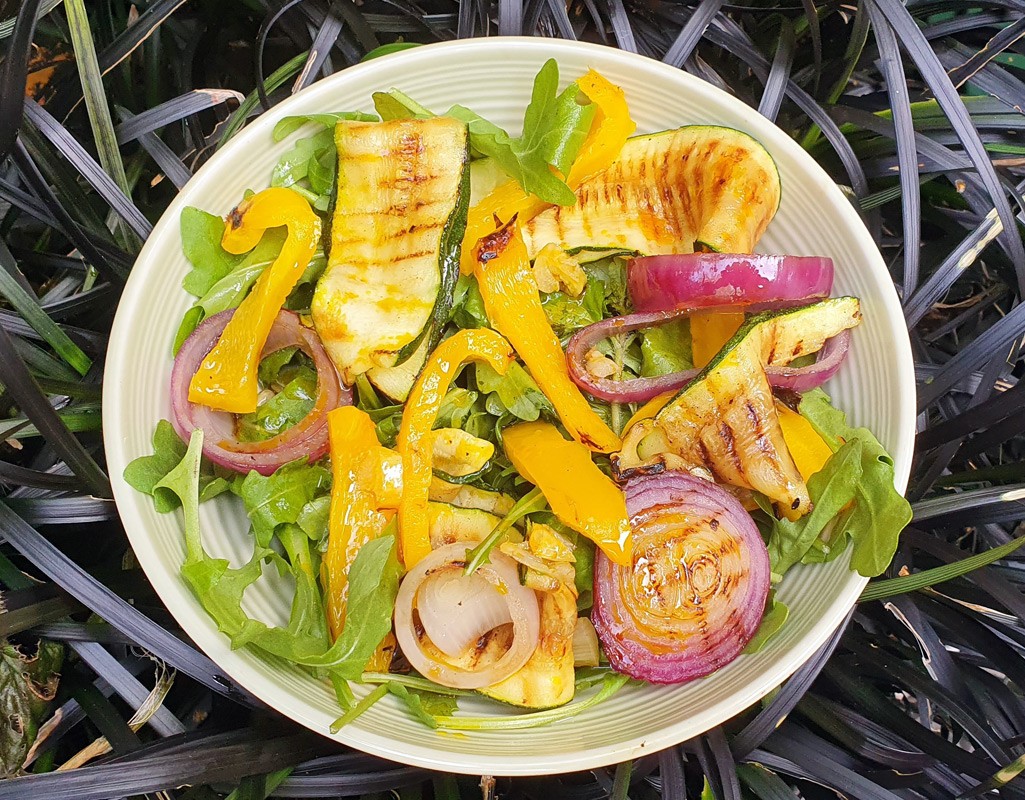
xmin=776 ymin=401 xmax=834 ymax=482
xmin=474 ymin=222 xmax=621 ymax=453
xmin=567 ymin=69 xmax=636 ymax=186
xmin=324 ymin=406 xmax=392 ymax=640
xmin=189 ymin=187 xmax=320 ymax=413
xmin=503 ymin=421 xmax=631 ymax=566
xmin=690 ymin=311 xmax=745 ymax=369
xmin=458 ymin=69 xmax=635 ymax=275
xmin=397 ymin=328 xmax=515 ymax=568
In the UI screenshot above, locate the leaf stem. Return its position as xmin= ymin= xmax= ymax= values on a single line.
xmin=463 ymin=486 xmax=546 ymax=575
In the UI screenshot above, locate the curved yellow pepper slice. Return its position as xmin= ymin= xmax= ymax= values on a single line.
xmin=502 ymin=421 xmax=631 ymax=566
xmin=474 ymin=221 xmax=621 ymax=454
xmin=324 ymin=406 xmax=392 ymax=639
xmin=458 ymin=69 xmax=635 ymax=274
xmin=189 ymin=187 xmax=321 ymax=413
xmin=397 ymin=328 xmax=515 ymax=568
xmin=690 ymin=311 xmax=745 ymax=369
xmin=776 ymin=402 xmax=834 ymax=482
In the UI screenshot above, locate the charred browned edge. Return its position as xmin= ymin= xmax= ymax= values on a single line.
xmin=227 ymin=205 xmax=244 ymax=230
xmin=475 ymin=215 xmax=518 ymax=265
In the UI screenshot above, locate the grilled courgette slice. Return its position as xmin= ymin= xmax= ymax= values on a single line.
xmin=619 ymin=298 xmax=861 ymax=516
xmin=522 ymin=125 xmax=780 ymax=258
xmin=312 ymin=118 xmax=469 ymax=384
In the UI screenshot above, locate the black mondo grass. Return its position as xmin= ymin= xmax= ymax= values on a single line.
xmin=0 ymin=1 xmax=1023 ymax=798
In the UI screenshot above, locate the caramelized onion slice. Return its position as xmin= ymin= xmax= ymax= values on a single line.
xmin=592 ymin=472 xmax=770 ymax=684
xmin=393 ymin=544 xmax=540 ymax=689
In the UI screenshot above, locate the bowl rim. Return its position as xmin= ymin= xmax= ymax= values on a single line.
xmin=103 ymin=35 xmax=917 ymax=776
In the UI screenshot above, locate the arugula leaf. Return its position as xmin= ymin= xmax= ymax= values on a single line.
xmin=799 ymin=389 xmax=913 ymax=577
xmin=767 ymin=439 xmax=864 ymax=576
xmin=239 ymin=460 xmax=331 ymax=548
xmin=446 ymin=59 xmax=595 ymax=206
xmin=271 ymin=128 xmax=335 ymax=211
xmin=542 ymin=279 xmax=605 ymax=340
xmin=124 ymin=420 xmax=229 ymax=512
xmin=156 ymin=430 xmax=373 ymax=667
xmin=314 ymin=532 xmax=402 ymax=678
xmin=742 ymin=591 xmax=789 ymax=654
xmin=640 ymin=318 xmax=692 ymax=377
xmin=180 ymin=206 xmax=240 ymax=297
xmin=272 ymin=111 xmax=378 ymax=142
xmin=582 ymin=256 xmax=630 ymax=316
xmin=372 ymin=89 xmax=433 ymax=121
xmin=386 ymin=682 xmax=458 ymax=728
xmin=475 ymin=361 xmax=554 ymax=422
xmin=450 ymin=274 xmax=489 ymax=329
xmin=174 ymin=231 xmax=327 ymax=351
xmin=236 ymin=367 xmax=317 ymax=443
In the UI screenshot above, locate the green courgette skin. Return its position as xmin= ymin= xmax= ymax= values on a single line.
xmin=653 ymin=298 xmax=862 ymax=515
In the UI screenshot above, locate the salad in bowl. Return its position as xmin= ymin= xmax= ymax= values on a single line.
xmin=109 ymin=40 xmax=914 ymax=771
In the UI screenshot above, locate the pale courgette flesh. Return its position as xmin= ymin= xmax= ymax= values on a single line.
xmin=312 ymin=118 xmax=469 ymax=383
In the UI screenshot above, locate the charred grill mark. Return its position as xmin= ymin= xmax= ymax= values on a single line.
xmin=745 ymin=400 xmax=773 ymax=455
xmin=228 ymin=206 xmax=244 ymax=230
xmin=718 ymin=421 xmax=743 ymax=473
xmin=709 ymin=518 xmax=719 ymax=531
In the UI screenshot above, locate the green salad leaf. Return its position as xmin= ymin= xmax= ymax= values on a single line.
xmin=386 ymin=682 xmax=459 ymax=728
xmin=151 ymin=430 xmax=399 ymax=676
xmin=239 ymin=460 xmax=330 ymax=548
xmin=742 ymin=591 xmax=789 ymax=654
xmin=640 ymin=318 xmax=692 ymax=377
xmin=180 ymin=207 xmax=239 ymax=297
xmin=475 ymin=361 xmax=554 ymax=422
xmin=767 ymin=438 xmax=864 ymax=576
xmin=799 ymin=390 xmax=913 ymax=577
xmin=447 ymin=59 xmax=595 ymax=206
xmin=236 ymin=351 xmax=318 ymax=443
xmin=123 ymin=420 xmax=229 ymax=512
xmin=272 ymin=111 xmax=378 ymax=142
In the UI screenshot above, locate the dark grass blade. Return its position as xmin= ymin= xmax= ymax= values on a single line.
xmin=0 ymin=730 xmax=335 ymax=800
xmin=868 ymin=0 xmax=1025 ymax=295
xmin=866 ymin=5 xmax=921 ymax=297
xmin=662 ymin=0 xmax=726 ymax=69
xmin=757 ymin=17 xmax=794 ymax=123
xmin=95 ymin=0 xmax=190 ymax=78
xmin=732 ymin=608 xmax=853 ymax=758
xmin=946 ymin=16 xmax=1025 ymax=89
xmin=0 ymin=238 xmax=92 ymax=374
xmin=12 ymin=141 xmax=132 ymax=283
xmin=114 ymin=89 xmax=243 ymax=145
xmin=0 ymin=326 xmax=109 ymax=496
xmin=0 ymin=502 xmax=260 ymax=706
xmin=0 ymin=0 xmax=43 ymax=161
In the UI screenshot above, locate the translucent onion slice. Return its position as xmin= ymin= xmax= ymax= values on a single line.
xmin=416 ymin=570 xmax=513 ymax=658
xmin=572 ymin=617 xmax=601 ymax=668
xmin=394 ymin=543 xmax=540 ymax=689
xmin=170 ymin=309 xmax=351 ymax=475
xmin=592 ymin=471 xmax=770 ymax=684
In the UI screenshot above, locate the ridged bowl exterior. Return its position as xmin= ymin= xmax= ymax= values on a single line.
xmin=104 ymin=38 xmax=916 ymax=775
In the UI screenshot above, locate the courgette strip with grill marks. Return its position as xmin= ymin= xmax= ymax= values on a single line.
xmin=521 ymin=125 xmax=780 ymax=258
xmin=616 ymin=298 xmax=862 ymax=516
xmin=312 ymin=118 xmax=469 ymax=385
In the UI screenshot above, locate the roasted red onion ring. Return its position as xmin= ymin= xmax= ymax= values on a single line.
xmin=592 ymin=471 xmax=771 ymax=684
xmin=171 ymin=309 xmax=350 ymax=475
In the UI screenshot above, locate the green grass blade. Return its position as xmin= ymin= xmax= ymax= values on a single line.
xmin=0 ymin=244 xmax=91 ymax=376
xmin=63 ymin=0 xmax=135 ymax=247
xmin=860 ymin=531 xmax=1025 ymax=602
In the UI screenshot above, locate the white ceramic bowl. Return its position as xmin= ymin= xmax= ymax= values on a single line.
xmin=103 ymin=37 xmax=915 ymax=776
